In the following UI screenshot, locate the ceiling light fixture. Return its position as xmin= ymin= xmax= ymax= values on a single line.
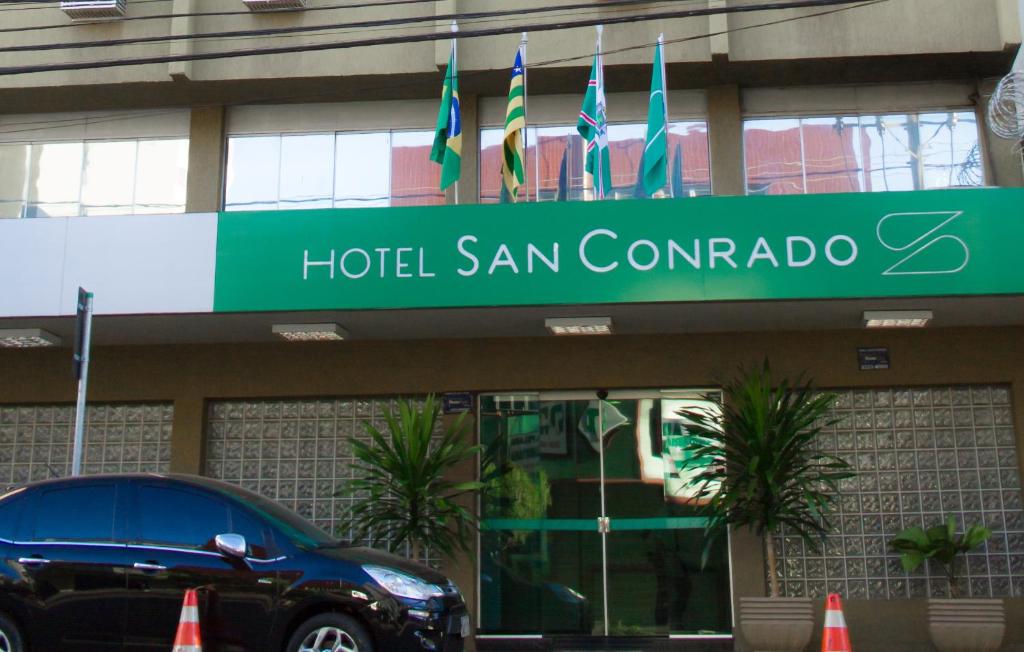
xmin=271 ymin=323 xmax=348 ymax=342
xmin=0 ymin=328 xmax=62 ymax=348
xmin=863 ymin=310 xmax=933 ymax=328
xmin=545 ymin=317 xmax=613 ymax=336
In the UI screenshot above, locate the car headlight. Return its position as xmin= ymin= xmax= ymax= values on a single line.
xmin=363 ymin=565 xmax=444 ymax=600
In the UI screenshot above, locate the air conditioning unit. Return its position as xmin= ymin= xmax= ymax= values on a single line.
xmin=60 ymin=0 xmax=127 ymax=20
xmin=242 ymin=0 xmax=306 ymax=11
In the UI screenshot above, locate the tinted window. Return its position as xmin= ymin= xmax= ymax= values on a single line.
xmin=217 ymin=483 xmax=337 ymax=549
xmin=0 ymin=488 xmax=26 ymax=540
xmin=137 ymin=485 xmax=229 ymax=548
xmin=34 ymin=484 xmax=116 ymax=542
xmin=230 ymin=506 xmax=269 ymax=559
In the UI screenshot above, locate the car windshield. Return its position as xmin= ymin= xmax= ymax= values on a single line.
xmin=217 ymin=483 xmax=340 ymax=550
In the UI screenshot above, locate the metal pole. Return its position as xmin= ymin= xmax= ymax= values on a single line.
xmin=71 ymin=292 xmax=94 ymax=476
xmin=596 ymin=392 xmax=609 ymax=637
xmin=595 ymin=25 xmax=605 ymax=200
xmin=452 ymin=20 xmax=460 ymax=205
xmin=521 ymin=32 xmax=530 ymax=202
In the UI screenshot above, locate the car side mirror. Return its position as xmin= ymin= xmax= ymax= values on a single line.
xmin=215 ymin=533 xmax=247 ymax=559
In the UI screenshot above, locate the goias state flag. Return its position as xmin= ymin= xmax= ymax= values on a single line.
xmin=430 ymin=44 xmax=461 ymax=191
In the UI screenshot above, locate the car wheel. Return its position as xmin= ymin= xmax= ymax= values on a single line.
xmin=0 ymin=613 xmax=24 ymax=652
xmin=286 ymin=612 xmax=373 ymax=652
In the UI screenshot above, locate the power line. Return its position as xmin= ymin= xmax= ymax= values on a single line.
xmin=0 ymin=0 xmax=439 ymax=25
xmin=0 ymin=0 xmax=691 ymax=52
xmin=0 ymin=0 xmax=887 ymax=136
xmin=0 ymin=0 xmax=885 ymax=76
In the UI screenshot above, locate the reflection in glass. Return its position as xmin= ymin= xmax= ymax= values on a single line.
xmin=480 ymin=122 xmax=711 ymax=203
xmin=335 ymin=132 xmax=390 ymax=208
xmin=391 ymin=131 xmax=444 ymax=207
xmin=26 ymin=142 xmax=83 ymax=217
xmin=82 ymin=140 xmax=137 ymax=215
xmin=744 ymin=112 xmax=983 ymax=195
xmin=0 ymin=144 xmax=29 ymax=217
xmin=280 ymin=134 xmax=334 ymax=210
xmin=479 ymin=393 xmax=731 ymax=637
xmin=225 ymin=136 xmax=281 ymax=212
xmin=134 ymin=139 xmax=188 ymax=214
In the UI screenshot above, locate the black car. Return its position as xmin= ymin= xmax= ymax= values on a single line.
xmin=0 ymin=473 xmax=468 ymax=652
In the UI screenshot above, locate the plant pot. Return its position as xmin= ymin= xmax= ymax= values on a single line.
xmin=928 ymin=598 xmax=1005 ymax=652
xmin=739 ymin=597 xmax=814 ymax=652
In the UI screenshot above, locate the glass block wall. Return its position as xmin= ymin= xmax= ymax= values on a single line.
xmin=205 ymin=397 xmax=438 ymax=561
xmin=774 ymin=385 xmax=1024 ymax=599
xmin=0 ymin=403 xmax=173 ymax=487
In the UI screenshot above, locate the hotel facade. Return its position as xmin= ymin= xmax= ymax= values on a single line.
xmin=1 ymin=1 xmax=1023 ymax=649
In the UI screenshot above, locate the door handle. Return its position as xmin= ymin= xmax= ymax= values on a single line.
xmin=17 ymin=557 xmax=51 ymax=566
xmin=133 ymin=562 xmax=168 ymax=572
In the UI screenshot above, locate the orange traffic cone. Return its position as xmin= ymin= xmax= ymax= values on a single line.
xmin=172 ymin=588 xmax=203 ymax=652
xmin=822 ymin=593 xmax=852 ymax=652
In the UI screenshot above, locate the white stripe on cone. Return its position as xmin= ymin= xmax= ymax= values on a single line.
xmin=179 ymin=606 xmax=199 ymax=622
xmin=824 ymin=609 xmax=847 ymax=629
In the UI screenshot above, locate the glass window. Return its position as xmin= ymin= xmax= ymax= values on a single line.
xmin=225 ymin=129 xmax=443 ymax=211
xmin=390 ymin=131 xmax=444 ymax=207
xmin=225 ymin=135 xmax=281 ymax=212
xmin=230 ymin=505 xmax=269 ymax=559
xmin=280 ymin=134 xmax=334 ymax=210
xmin=480 ymin=121 xmax=711 ymax=203
xmin=34 ymin=484 xmax=116 ymax=542
xmin=0 ymin=137 xmax=189 ymax=218
xmin=134 ymin=139 xmax=188 ymax=214
xmin=744 ymin=111 xmax=983 ymax=195
xmin=0 ymin=488 xmax=26 ymax=539
xmin=26 ymin=142 xmax=83 ymax=218
xmin=82 ymin=140 xmax=137 ymax=216
xmin=136 ymin=484 xmax=229 ymax=548
xmin=335 ymin=132 xmax=390 ymax=208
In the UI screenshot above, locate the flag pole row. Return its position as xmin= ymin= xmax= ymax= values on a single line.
xmin=432 ymin=25 xmax=678 ymax=203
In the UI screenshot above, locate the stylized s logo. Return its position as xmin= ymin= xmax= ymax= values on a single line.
xmin=876 ymin=211 xmax=969 ymax=276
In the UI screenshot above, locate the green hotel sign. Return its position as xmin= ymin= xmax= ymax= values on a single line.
xmin=214 ymin=188 xmax=1024 ymax=312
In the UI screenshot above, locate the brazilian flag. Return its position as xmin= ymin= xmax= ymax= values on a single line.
xmin=430 ymin=45 xmax=461 ymax=191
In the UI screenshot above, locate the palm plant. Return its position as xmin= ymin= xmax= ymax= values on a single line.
xmin=340 ymin=395 xmax=483 ymax=563
xmin=677 ymin=360 xmax=853 ymax=597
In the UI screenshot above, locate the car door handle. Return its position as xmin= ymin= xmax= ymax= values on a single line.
xmin=17 ymin=557 xmax=50 ymax=566
xmin=132 ymin=562 xmax=167 ymax=572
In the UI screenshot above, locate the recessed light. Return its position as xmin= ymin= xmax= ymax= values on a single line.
xmin=271 ymin=323 xmax=348 ymax=341
xmin=863 ymin=310 xmax=933 ymax=328
xmin=0 ymin=328 xmax=62 ymax=348
xmin=545 ymin=317 xmax=613 ymax=336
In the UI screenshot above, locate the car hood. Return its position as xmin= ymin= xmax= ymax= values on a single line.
xmin=314 ymin=545 xmax=450 ymax=585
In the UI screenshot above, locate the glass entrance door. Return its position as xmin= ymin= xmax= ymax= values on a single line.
xmin=477 ymin=391 xmax=732 ymax=639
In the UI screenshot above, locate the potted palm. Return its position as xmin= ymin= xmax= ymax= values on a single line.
xmin=340 ymin=395 xmax=483 ymax=564
xmin=677 ymin=361 xmax=853 ymax=652
xmin=891 ymin=518 xmax=1003 ymax=652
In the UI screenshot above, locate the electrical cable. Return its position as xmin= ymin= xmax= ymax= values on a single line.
xmin=0 ymin=0 xmax=698 ymax=52
xmin=0 ymin=0 xmax=886 ymax=76
xmin=0 ymin=0 xmax=888 ymax=136
xmin=0 ymin=0 xmax=431 ymax=17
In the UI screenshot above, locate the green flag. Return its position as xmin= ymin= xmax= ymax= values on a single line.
xmin=576 ymin=36 xmax=611 ymax=199
xmin=430 ymin=44 xmax=462 ymax=191
xmin=501 ymin=46 xmax=527 ymax=202
xmin=642 ymin=35 xmax=668 ymax=196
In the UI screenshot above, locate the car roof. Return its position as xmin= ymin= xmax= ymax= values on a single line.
xmin=6 ymin=473 xmax=241 ymax=495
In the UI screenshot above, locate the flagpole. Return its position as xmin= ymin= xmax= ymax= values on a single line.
xmin=451 ymin=20 xmax=459 ymax=205
xmin=520 ymin=32 xmax=530 ymax=202
xmin=595 ymin=25 xmax=604 ymax=200
xmin=659 ymin=33 xmax=670 ymax=188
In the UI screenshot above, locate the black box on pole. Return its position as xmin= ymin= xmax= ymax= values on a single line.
xmin=73 ymin=287 xmax=88 ymax=380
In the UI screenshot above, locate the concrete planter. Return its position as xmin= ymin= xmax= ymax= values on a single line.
xmin=928 ymin=599 xmax=1005 ymax=652
xmin=739 ymin=597 xmax=814 ymax=652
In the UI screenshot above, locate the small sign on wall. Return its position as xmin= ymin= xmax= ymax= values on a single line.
xmin=858 ymin=347 xmax=891 ymax=370
xmin=442 ymin=392 xmax=474 ymax=414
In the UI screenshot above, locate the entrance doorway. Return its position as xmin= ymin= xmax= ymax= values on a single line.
xmin=477 ymin=391 xmax=732 ymax=644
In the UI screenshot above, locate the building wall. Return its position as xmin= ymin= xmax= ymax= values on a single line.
xmin=1 ymin=326 xmax=1023 ymax=650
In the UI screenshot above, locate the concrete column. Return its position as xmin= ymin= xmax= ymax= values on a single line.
xmin=170 ymin=395 xmax=206 ymax=474
xmin=185 ymin=107 xmax=226 ymax=213
xmin=459 ymin=94 xmax=479 ymax=205
xmin=976 ymin=79 xmax=1024 ymax=188
xmin=707 ymin=84 xmax=746 ymax=195
xmin=168 ymin=0 xmax=196 ymax=81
